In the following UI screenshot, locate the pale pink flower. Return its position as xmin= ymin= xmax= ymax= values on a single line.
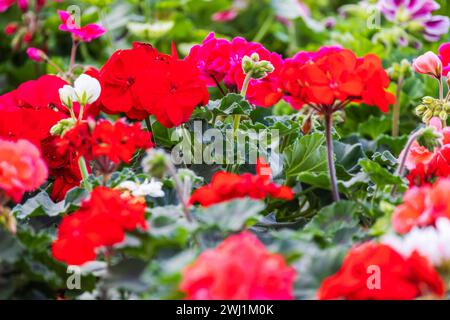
xmin=0 ymin=139 xmax=48 ymax=202
xmin=412 ymin=51 xmax=442 ymax=78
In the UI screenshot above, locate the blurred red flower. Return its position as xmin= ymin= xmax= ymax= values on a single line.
xmin=52 ymin=187 xmax=147 ymax=265
xmin=393 ymin=178 xmax=450 ymax=234
xmin=318 ymin=242 xmax=445 ymax=300
xmin=180 ymin=231 xmax=296 ymax=300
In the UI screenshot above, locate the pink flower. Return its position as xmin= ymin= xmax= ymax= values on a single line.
xmin=0 ymin=0 xmax=18 ymax=12
xmin=58 ymin=10 xmax=106 ymax=42
xmin=412 ymin=51 xmax=442 ymax=78
xmin=0 ymin=139 xmax=48 ymax=202
xmin=26 ymin=47 xmax=46 ymax=62
xmin=438 ymin=43 xmax=450 ymax=76
xmin=401 ymin=140 xmax=434 ymax=170
xmin=212 ymin=9 xmax=238 ymax=22
xmin=188 ymin=33 xmax=283 ymax=107
xmin=180 ymin=231 xmax=296 ymax=300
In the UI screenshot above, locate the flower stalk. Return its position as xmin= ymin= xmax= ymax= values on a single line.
xmin=78 ymin=156 xmax=92 ymax=192
xmin=324 ymin=110 xmax=340 ymax=202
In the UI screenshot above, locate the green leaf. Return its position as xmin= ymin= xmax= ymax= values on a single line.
xmin=284 ymin=133 xmax=328 ymax=178
xmin=207 ymin=93 xmax=252 ymax=117
xmin=194 ymin=198 xmax=265 ymax=231
xmin=0 ymin=227 xmax=23 ymax=264
xmin=359 ymin=158 xmax=403 ymax=187
xmin=357 ymin=115 xmax=391 ymax=140
xmin=105 ymin=259 xmax=150 ymax=293
xmin=303 ymin=200 xmax=361 ymax=246
xmin=294 ymin=245 xmax=347 ymax=299
xmin=376 ymin=134 xmax=408 ymax=156
xmin=334 ymin=141 xmax=366 ymax=173
xmin=12 ymin=190 xmax=65 ymax=219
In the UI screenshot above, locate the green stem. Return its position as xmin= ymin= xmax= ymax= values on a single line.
xmin=252 ymin=14 xmax=274 ymax=43
xmin=78 ymin=156 xmax=92 ymax=192
xmin=78 ymin=103 xmax=85 ymax=121
xmin=166 ymin=161 xmax=193 ymax=223
xmin=144 ymin=117 xmax=156 ymax=147
xmin=391 ymin=128 xmax=425 ymax=196
xmin=439 ymin=76 xmax=444 ymax=101
xmin=324 ymin=111 xmax=340 ymax=202
xmin=240 ymin=71 xmax=253 ymax=98
xmin=234 ymin=71 xmax=253 ymax=133
xmin=392 ymin=77 xmax=403 ymax=137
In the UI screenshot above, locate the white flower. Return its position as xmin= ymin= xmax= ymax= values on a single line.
xmin=383 ymin=218 xmax=450 ymax=266
xmin=118 ymin=179 xmax=165 ymax=198
xmin=59 ymin=85 xmax=76 ymax=107
xmin=73 ymin=74 xmax=101 ymax=105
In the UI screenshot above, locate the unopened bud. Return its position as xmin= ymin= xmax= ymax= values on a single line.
xmin=50 ymin=118 xmax=77 ymax=136
xmin=142 ymin=149 xmax=170 ymax=179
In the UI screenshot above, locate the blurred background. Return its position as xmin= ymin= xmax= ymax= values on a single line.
xmin=0 ymin=0 xmax=449 ymax=94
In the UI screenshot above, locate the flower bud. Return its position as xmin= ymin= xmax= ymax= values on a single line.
xmin=26 ymin=47 xmax=46 ymax=63
xmin=422 ymin=96 xmax=435 ymax=104
xmin=439 ymin=111 xmax=448 ymax=121
xmin=242 ymin=55 xmax=254 ymax=74
xmin=142 ymin=149 xmax=170 ymax=179
xmin=50 ymin=118 xmax=77 ymax=136
xmin=415 ymin=104 xmax=427 ymax=116
xmin=422 ymin=109 xmax=433 ymax=123
xmin=58 ymin=85 xmax=76 ymax=108
xmin=242 ymin=52 xmax=275 ymax=80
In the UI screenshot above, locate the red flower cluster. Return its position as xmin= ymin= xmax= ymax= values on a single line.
xmin=64 ymin=119 xmax=152 ymax=165
xmin=99 ymin=42 xmax=209 ymax=127
xmin=392 ymin=178 xmax=450 ymax=234
xmin=279 ymin=47 xmax=395 ymax=112
xmin=52 ymin=187 xmax=147 ymax=265
xmin=404 ymin=119 xmax=450 ymax=186
xmin=318 ymin=242 xmax=444 ymax=300
xmin=188 ymin=32 xmax=284 ymax=107
xmin=43 ymin=119 xmax=152 ymax=201
xmin=180 ymin=231 xmax=296 ymax=300
xmin=189 ymin=159 xmax=294 ymax=207
xmin=0 ymin=74 xmax=100 ymax=118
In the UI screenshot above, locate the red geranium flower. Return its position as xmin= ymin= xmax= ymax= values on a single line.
xmin=135 ymin=59 xmax=210 ymax=128
xmin=318 ymin=242 xmax=445 ymax=300
xmin=279 ymin=47 xmax=395 ymax=112
xmin=189 ymin=158 xmax=294 ymax=207
xmin=180 ymin=231 xmax=296 ymax=300
xmin=63 ymin=118 xmax=152 ymax=165
xmin=52 ymin=187 xmax=147 ymax=265
xmin=100 ymin=42 xmax=209 ymax=127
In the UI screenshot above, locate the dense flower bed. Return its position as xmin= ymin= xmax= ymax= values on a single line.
xmin=1 ymin=0 xmax=450 ymax=300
